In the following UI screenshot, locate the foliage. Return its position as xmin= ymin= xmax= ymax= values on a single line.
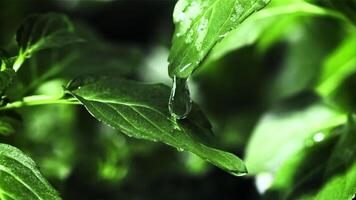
xmin=0 ymin=0 xmax=355 ymax=199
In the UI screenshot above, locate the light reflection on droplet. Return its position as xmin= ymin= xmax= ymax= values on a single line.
xmin=255 ymin=172 xmax=274 ymax=194
xmin=313 ymin=132 xmax=325 ymax=143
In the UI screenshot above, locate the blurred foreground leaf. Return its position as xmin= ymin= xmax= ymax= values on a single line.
xmin=316 ymin=116 xmax=356 ymax=199
xmin=67 ymin=76 xmax=247 ymax=176
xmin=245 ymin=101 xmax=346 ymax=174
xmin=316 ymin=34 xmax=356 ymax=97
xmin=266 ymin=116 xmax=356 ymax=199
xmin=206 ymin=0 xmax=341 ymax=65
xmin=0 ymin=143 xmax=61 ymax=200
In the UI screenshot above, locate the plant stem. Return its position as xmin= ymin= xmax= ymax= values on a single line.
xmin=0 ymin=95 xmax=80 ymax=111
xmin=13 ymin=55 xmax=26 ymax=72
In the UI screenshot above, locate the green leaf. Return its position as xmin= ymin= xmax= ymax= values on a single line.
xmin=0 ymin=49 xmax=8 ymax=70
xmin=267 ymin=117 xmax=356 ymax=199
xmin=14 ymin=13 xmax=82 ymax=70
xmin=168 ymin=0 xmax=270 ymax=78
xmin=67 ymin=76 xmax=247 ymax=176
xmin=265 ymin=131 xmax=339 ymax=199
xmin=0 ymin=143 xmax=61 ymax=200
xmin=245 ymin=101 xmax=346 ymax=174
xmin=322 ymin=0 xmax=356 ymax=25
xmin=315 ymin=163 xmax=356 ymax=200
xmin=16 ymin=13 xmax=82 ymax=56
xmin=316 ymin=34 xmax=356 ymax=97
xmin=0 ymin=69 xmax=16 ymax=95
xmin=316 ymin=116 xmax=356 ymax=199
xmin=21 ymin=81 xmax=78 ymax=180
xmin=205 ymin=1 xmax=343 ymax=65
xmin=0 ymin=116 xmax=19 ymax=136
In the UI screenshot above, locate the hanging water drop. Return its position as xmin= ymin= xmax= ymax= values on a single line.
xmin=169 ymin=76 xmax=192 ymax=120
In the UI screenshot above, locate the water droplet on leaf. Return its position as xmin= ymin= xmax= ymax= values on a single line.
xmin=169 ymin=76 xmax=192 ymax=120
xmin=313 ymin=132 xmax=325 ymax=142
xmin=177 ymin=147 xmax=184 ymax=152
xmin=66 ymin=77 xmax=84 ymax=91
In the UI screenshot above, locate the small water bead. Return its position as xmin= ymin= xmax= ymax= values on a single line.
xmin=175 ymin=1 xmax=204 ymax=38
xmin=230 ymin=4 xmax=244 ymax=22
xmin=169 ymin=76 xmax=192 ymax=120
xmin=313 ymin=132 xmax=325 ymax=142
xmin=177 ymin=147 xmax=184 ymax=152
xmin=195 ymin=17 xmax=209 ymax=50
xmin=66 ymin=77 xmax=84 ymax=91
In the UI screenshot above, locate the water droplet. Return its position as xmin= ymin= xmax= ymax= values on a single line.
xmin=66 ymin=77 xmax=84 ymax=91
xmin=219 ymin=33 xmax=228 ymax=38
xmin=195 ymin=17 xmax=208 ymax=50
xmin=228 ymin=170 xmax=247 ymax=177
xmin=230 ymin=4 xmax=243 ymax=22
xmin=175 ymin=1 xmax=204 ymax=37
xmin=179 ymin=63 xmax=192 ymax=73
xmin=177 ymin=147 xmax=184 ymax=152
xmin=313 ymin=132 xmax=325 ymax=142
xmin=255 ymin=172 xmax=274 ymax=194
xmin=169 ymin=76 xmax=192 ymax=120
xmin=185 ymin=29 xmax=194 ymax=44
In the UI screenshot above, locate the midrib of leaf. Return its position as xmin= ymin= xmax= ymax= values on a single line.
xmin=0 ymin=188 xmax=16 ymax=200
xmin=78 ymin=97 xmax=246 ymax=174
xmin=0 ymin=153 xmax=56 ymax=200
xmin=80 ymin=98 xmax=181 ymax=145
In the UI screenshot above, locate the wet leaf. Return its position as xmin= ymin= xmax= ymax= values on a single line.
xmin=0 ymin=143 xmax=61 ymax=200
xmin=67 ymin=76 xmax=247 ymax=176
xmin=168 ymin=0 xmax=270 ymax=78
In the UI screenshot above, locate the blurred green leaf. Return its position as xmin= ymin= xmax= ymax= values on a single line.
xmin=168 ymin=0 xmax=270 ymax=78
xmin=18 ymin=41 xmax=143 ymax=95
xmin=0 ymin=116 xmax=19 ymax=136
xmin=16 ymin=13 xmax=82 ymax=56
xmin=67 ymin=76 xmax=247 ymax=176
xmin=315 ymin=163 xmax=356 ymax=200
xmin=245 ymin=101 xmax=346 ymax=174
xmin=322 ymin=0 xmax=356 ymax=25
xmin=315 ymin=116 xmax=356 ymax=199
xmin=206 ymin=0 xmax=340 ymax=65
xmin=96 ymin=125 xmax=129 ymax=183
xmin=14 ymin=13 xmax=82 ymax=70
xmin=0 ymin=143 xmax=61 ymax=200
xmin=267 ymin=116 xmax=356 ymax=199
xmin=265 ymin=128 xmax=338 ymax=199
xmin=0 ymin=69 xmax=16 ymax=95
xmin=18 ymin=80 xmax=77 ymax=180
xmin=316 ymin=34 xmax=356 ymax=97
xmin=0 ymin=49 xmax=8 ymax=70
